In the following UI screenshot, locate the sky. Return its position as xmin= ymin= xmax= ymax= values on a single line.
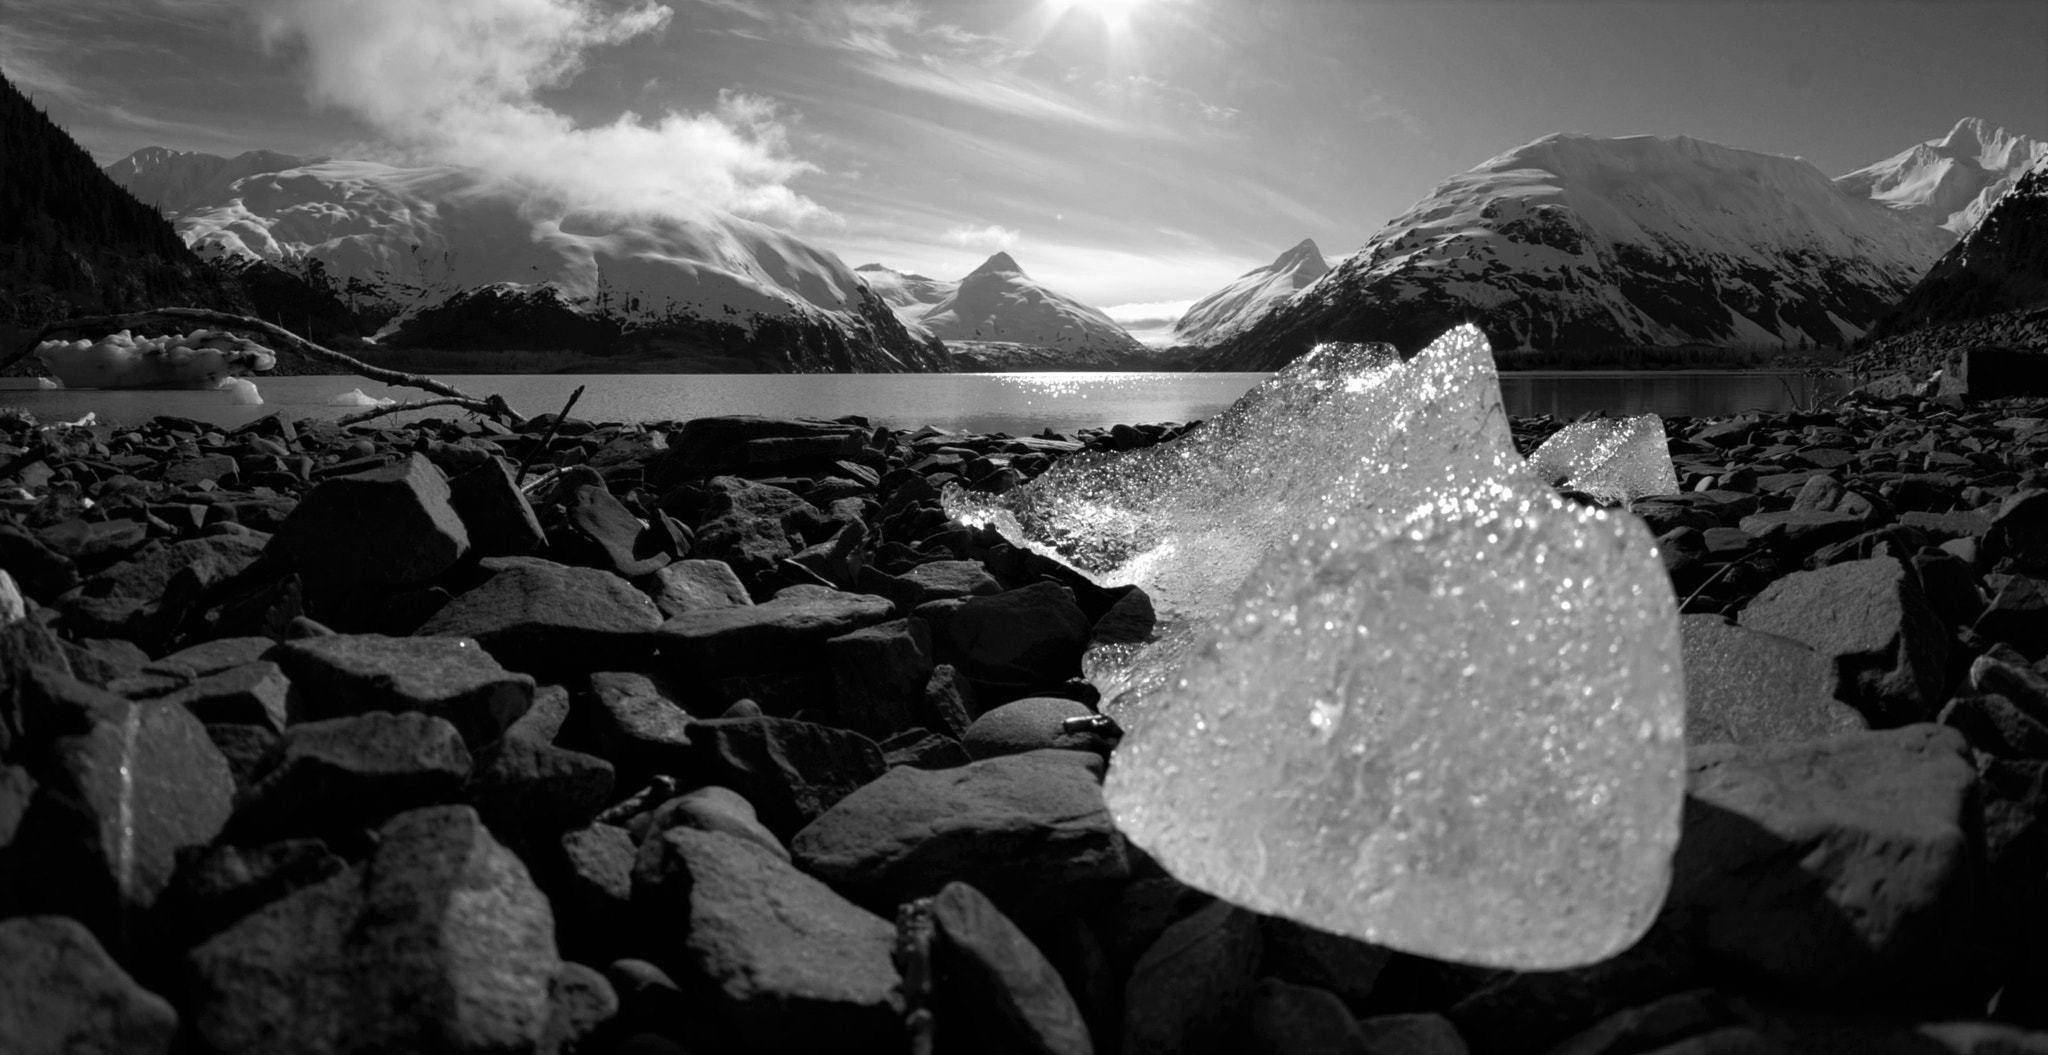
xmin=5 ymin=0 xmax=2045 ymax=331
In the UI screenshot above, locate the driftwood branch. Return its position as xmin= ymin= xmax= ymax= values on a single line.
xmin=3 ymin=307 xmax=526 ymax=425
xmin=515 ymin=384 xmax=585 ymax=485
xmin=337 ymin=395 xmax=517 ymax=427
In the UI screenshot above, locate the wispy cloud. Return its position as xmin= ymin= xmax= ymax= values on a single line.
xmin=942 ymin=224 xmax=1021 ymax=251
xmin=1093 ymin=74 xmax=1239 ymax=124
xmin=860 ymin=57 xmax=1127 ymax=132
xmin=258 ymin=0 xmax=832 ymax=226
xmin=1349 ymin=91 xmax=1421 ymax=134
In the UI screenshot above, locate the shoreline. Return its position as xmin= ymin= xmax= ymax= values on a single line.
xmin=3 ymin=392 xmax=2048 ymax=1051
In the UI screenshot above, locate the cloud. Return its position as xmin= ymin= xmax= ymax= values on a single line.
xmin=1093 ymin=74 xmax=1239 ymax=124
xmin=859 ymin=57 xmax=1127 ymax=132
xmin=1101 ymin=299 xmax=1195 ymax=325
xmin=257 ymin=0 xmax=832 ymax=226
xmin=943 ymin=224 xmax=1021 ymax=250
xmin=1349 ymin=91 xmax=1420 ymax=134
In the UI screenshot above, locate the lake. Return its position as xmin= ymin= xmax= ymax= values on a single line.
xmin=0 ymin=369 xmax=1852 ymax=434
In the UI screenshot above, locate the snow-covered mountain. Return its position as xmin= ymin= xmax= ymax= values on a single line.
xmin=106 ymin=147 xmax=320 ymax=215
xmin=1875 ymin=153 xmax=2048 ymax=334
xmin=860 ymin=252 xmax=1146 ymax=364
xmin=104 ymin=149 xmax=949 ymax=372
xmin=1837 ymin=118 xmax=2046 ymax=237
xmin=1171 ymin=238 xmax=1329 ymax=348
xmin=1199 ymin=133 xmax=1952 ymax=370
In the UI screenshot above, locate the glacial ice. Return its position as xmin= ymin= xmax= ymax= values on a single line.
xmin=1525 ymin=414 xmax=1679 ymax=505
xmin=35 ymin=329 xmax=275 ymax=389
xmin=217 ymin=377 xmax=264 ymax=405
xmin=944 ymin=325 xmax=1686 ymax=969
xmin=328 ymin=388 xmax=397 ymax=408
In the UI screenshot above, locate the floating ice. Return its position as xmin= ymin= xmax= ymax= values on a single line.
xmin=328 ymin=388 xmax=397 ymax=408
xmin=37 ymin=377 xmax=60 ymax=389
xmin=35 ymin=329 xmax=275 ymax=389
xmin=1525 ymin=414 xmax=1679 ymax=505
xmin=944 ymin=325 xmax=1685 ymax=969
xmin=217 ymin=377 xmax=264 ymax=405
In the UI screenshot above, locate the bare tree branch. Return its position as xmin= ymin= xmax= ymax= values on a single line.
xmin=3 ymin=307 xmax=526 ymax=425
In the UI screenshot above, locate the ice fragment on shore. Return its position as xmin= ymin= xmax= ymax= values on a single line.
xmin=218 ymin=377 xmax=263 ymax=405
xmin=1525 ymin=414 xmax=1679 ymax=504
xmin=945 ymin=325 xmax=1685 ymax=969
xmin=329 ymin=388 xmax=397 ymax=408
xmin=35 ymin=329 xmax=275 ymax=390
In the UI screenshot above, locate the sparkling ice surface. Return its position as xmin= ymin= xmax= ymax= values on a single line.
xmin=944 ymin=325 xmax=1686 ymax=969
xmin=1525 ymin=414 xmax=1680 ymax=505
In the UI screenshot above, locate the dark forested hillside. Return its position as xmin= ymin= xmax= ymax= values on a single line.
xmin=0 ymin=70 xmax=252 ymax=328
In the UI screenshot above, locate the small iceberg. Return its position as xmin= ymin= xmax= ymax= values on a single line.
xmin=945 ymin=325 xmax=1685 ymax=970
xmin=217 ymin=377 xmax=264 ymax=405
xmin=35 ymin=329 xmax=276 ymax=389
xmin=328 ymin=388 xmax=397 ymax=408
xmin=37 ymin=377 xmax=60 ymax=389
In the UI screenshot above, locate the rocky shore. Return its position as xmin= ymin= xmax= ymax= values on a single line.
xmin=2 ymin=389 xmax=2047 ymax=1054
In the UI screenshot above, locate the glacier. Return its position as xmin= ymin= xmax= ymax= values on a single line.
xmin=35 ymin=329 xmax=275 ymax=390
xmin=945 ymin=324 xmax=1686 ymax=968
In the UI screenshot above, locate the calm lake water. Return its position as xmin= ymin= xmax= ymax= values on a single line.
xmin=0 ymin=370 xmax=1852 ymax=434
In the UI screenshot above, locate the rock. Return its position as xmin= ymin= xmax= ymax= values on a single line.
xmin=573 ymin=672 xmax=695 ymax=786
xmin=508 ymin=683 xmax=573 ymax=744
xmin=1986 ymin=489 xmax=2048 ymax=573
xmin=1734 ymin=510 xmax=1867 ymax=560
xmin=187 ymin=805 xmax=559 ymax=1054
xmin=266 ymin=452 xmax=470 ymax=590
xmin=791 ymin=750 xmax=1128 ymax=922
xmin=1975 ymin=574 xmax=2048 ymax=660
xmin=271 ymin=633 xmax=534 ymax=747
xmin=653 ymin=589 xmax=895 ymax=678
xmin=0 ymin=915 xmax=178 ymax=1055
xmin=1972 ymin=645 xmax=2048 ymax=717
xmin=156 ymin=661 xmax=291 ymax=731
xmin=925 ymin=881 xmax=1095 ymax=1055
xmin=9 ymin=685 xmax=236 ymax=952
xmin=231 ymin=710 xmax=472 ymax=840
xmin=59 ymin=534 xmax=267 ymax=639
xmin=1737 ymin=558 xmax=1950 ymax=725
xmin=638 ymin=559 xmax=750 ymax=617
xmin=145 ymin=635 xmax=274 ymax=680
xmin=1664 ymin=725 xmax=1978 ymax=995
xmin=543 ymin=482 xmax=673 ymax=579
xmin=827 ymin=617 xmax=933 ymax=738
xmin=1121 ymin=900 xmax=1263 ymax=1055
xmin=1538 ymin=989 xmax=1732 ymax=1055
xmin=541 ymin=961 xmax=620 ymax=1055
xmin=1257 ymin=915 xmax=1392 ymax=1015
xmin=468 ymin=733 xmax=616 ymax=846
xmin=153 ymin=838 xmax=348 ymax=949
xmin=657 ymin=417 xmax=868 ymax=482
xmin=881 ymin=729 xmax=973 ymax=770
xmin=1788 ymin=474 xmax=1843 ymax=513
xmin=1243 ymin=979 xmax=1369 ymax=1055
xmin=963 ymin=696 xmax=1120 ymax=760
xmin=684 ymin=717 xmax=887 ymax=841
xmin=643 ymin=785 xmax=787 ymax=863
xmin=900 ymin=559 xmax=1003 ymax=603
xmin=1939 ymin=692 xmax=2048 ymax=758
xmin=922 ymin=662 xmax=979 ymax=733
xmin=543 ymin=824 xmax=638 ymax=964
xmin=1091 ymin=586 xmax=1157 ymax=645
xmin=1445 ymin=926 xmax=1698 ymax=1053
xmin=1679 ymin=616 xmax=1867 ymax=744
xmin=1354 ymin=1013 xmax=1469 ymax=1054
xmin=691 ymin=476 xmax=816 ymax=594
xmin=419 ymin=562 xmax=663 ymax=674
xmin=632 ymin=826 xmax=902 ymax=1054
xmin=923 ymin=580 xmax=1091 ymax=685
xmin=446 ymin=458 xmax=546 ymax=558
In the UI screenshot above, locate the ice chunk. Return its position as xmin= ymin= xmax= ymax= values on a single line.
xmin=217 ymin=377 xmax=264 ymax=405
xmin=328 ymin=388 xmax=397 ymax=408
xmin=35 ymin=329 xmax=275 ymax=389
xmin=1525 ymin=415 xmax=1679 ymax=504
xmin=945 ymin=325 xmax=1685 ymax=969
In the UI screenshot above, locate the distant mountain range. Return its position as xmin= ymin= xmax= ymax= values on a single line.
xmin=103 ymin=149 xmax=947 ymax=371
xmin=1837 ymin=117 xmax=2046 ymax=237
xmin=854 ymin=253 xmax=1146 ymax=368
xmin=1875 ymin=151 xmax=2048 ymax=334
xmin=1191 ymin=127 xmax=2021 ymax=369
xmin=1171 ymin=238 xmax=1329 ymax=349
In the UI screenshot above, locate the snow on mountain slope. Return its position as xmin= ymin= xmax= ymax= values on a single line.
xmin=901 ymin=252 xmax=1146 ymax=360
xmin=853 ymin=263 xmax=955 ymax=322
xmin=1172 ymin=238 xmax=1329 ymax=348
xmin=104 ymin=147 xmax=319 ymax=215
xmin=1199 ymin=132 xmax=1952 ymax=370
xmin=1875 ymin=152 xmax=2048 ymax=334
xmin=1837 ymin=118 xmax=2046 ymax=237
xmin=104 ymin=150 xmax=947 ymax=371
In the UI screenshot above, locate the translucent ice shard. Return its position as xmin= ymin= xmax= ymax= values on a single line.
xmin=944 ymin=325 xmax=1686 ymax=969
xmin=1525 ymin=414 xmax=1679 ymax=505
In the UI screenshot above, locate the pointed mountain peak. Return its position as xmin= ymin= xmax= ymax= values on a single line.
xmin=1274 ymin=238 xmax=1326 ymax=268
xmin=854 ymin=262 xmax=894 ymax=272
xmin=968 ymin=251 xmax=1023 ymax=278
xmin=1938 ymin=117 xmax=1998 ymax=149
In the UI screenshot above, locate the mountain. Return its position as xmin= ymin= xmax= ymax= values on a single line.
xmin=0 ymin=72 xmax=249 ymax=333
xmin=1872 ymin=153 xmax=2048 ymax=334
xmin=105 ymin=150 xmax=950 ymax=372
xmin=1172 ymin=238 xmax=1329 ymax=348
xmin=1837 ymin=118 xmax=2047 ymax=237
xmin=852 ymin=263 xmax=953 ymax=318
xmin=912 ymin=252 xmax=1145 ymax=359
xmin=1198 ymin=132 xmax=1951 ymax=370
